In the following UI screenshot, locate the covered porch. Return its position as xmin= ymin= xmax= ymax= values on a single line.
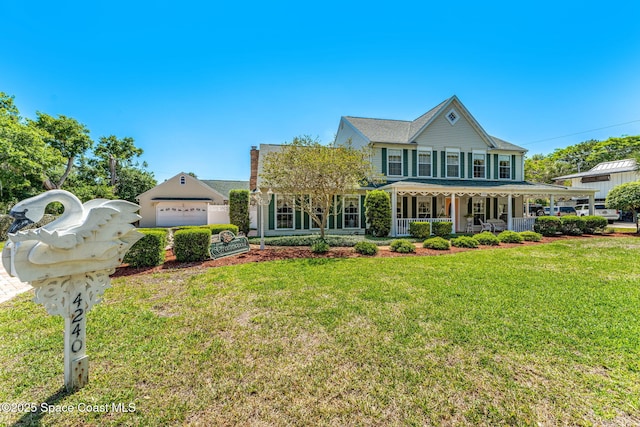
xmin=381 ymin=179 xmax=597 ymax=236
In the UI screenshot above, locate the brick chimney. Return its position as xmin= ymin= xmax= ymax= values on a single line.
xmin=249 ymin=146 xmax=259 ymax=190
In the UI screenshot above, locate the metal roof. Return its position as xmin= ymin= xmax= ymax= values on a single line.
xmin=554 ymin=159 xmax=637 ymax=180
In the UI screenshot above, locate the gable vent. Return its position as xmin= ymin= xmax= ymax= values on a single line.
xmin=446 ymin=108 xmax=459 ymax=125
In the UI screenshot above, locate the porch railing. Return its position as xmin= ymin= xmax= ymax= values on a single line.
xmin=511 ymin=217 xmax=536 ymax=232
xmin=396 ymin=218 xmax=452 ymax=236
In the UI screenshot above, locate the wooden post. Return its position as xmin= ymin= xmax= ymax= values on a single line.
xmin=64 ymin=285 xmax=89 ymax=391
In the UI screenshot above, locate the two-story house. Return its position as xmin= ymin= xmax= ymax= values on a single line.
xmin=253 ymin=96 xmax=596 ymax=236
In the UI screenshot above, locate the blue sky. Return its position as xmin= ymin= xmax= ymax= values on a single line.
xmin=3 ymin=1 xmax=640 ymax=183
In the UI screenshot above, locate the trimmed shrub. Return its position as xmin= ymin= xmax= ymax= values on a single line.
xmin=473 ymin=231 xmax=500 ymax=246
xmin=174 ymin=228 xmax=212 ymax=262
xmin=354 ymin=241 xmax=379 ymax=256
xmin=311 ymin=239 xmax=330 ymax=254
xmin=534 ymin=216 xmax=561 ymax=236
xmin=389 ymin=239 xmax=416 ymax=253
xmin=582 ymin=215 xmax=608 ymax=234
xmin=432 ymin=221 xmax=453 ymax=237
xmin=423 ymin=236 xmax=451 ymax=250
xmin=123 ymin=228 xmax=168 ymax=267
xmin=451 ymin=235 xmax=479 ymax=248
xmin=497 ymin=230 xmax=524 ymax=244
xmin=519 ymin=231 xmax=542 ymax=242
xmin=247 ymin=235 xmax=369 ymax=247
xmin=409 ymin=222 xmax=431 ymax=239
xmin=365 ymin=190 xmax=391 ymax=237
xmin=560 ymin=215 xmax=585 ymax=236
xmin=229 ymin=190 xmax=250 ymax=235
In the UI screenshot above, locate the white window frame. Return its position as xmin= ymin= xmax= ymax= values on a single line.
xmin=446 ymin=108 xmax=460 ymax=125
xmin=387 ymin=149 xmax=403 ymax=177
xmin=275 ymin=195 xmax=295 ymax=230
xmin=417 ymin=196 xmax=432 ymax=218
xmin=473 ymin=151 xmax=486 ymax=179
xmin=499 ymin=155 xmax=511 ymax=180
xmin=309 ymin=198 xmax=326 ymax=230
xmin=343 ymin=196 xmax=360 ymax=229
xmin=417 ymin=149 xmax=432 ymax=178
xmin=446 ymin=150 xmax=460 ymax=178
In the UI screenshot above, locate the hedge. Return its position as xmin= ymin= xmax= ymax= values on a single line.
xmin=174 ymin=228 xmax=212 ymax=262
xmin=423 ymin=236 xmax=451 ymax=250
xmin=432 ymin=221 xmax=453 ymax=237
xmin=451 ymin=235 xmax=479 ymax=248
xmin=473 ymin=231 xmax=500 ymax=246
xmin=175 ymin=224 xmax=239 ymax=236
xmin=229 ymin=190 xmax=250 ymax=235
xmin=354 ymin=241 xmax=379 ymax=255
xmin=559 ymin=215 xmax=585 ymax=236
xmin=409 ymin=222 xmax=431 ymax=239
xmin=497 ymin=230 xmax=524 ymax=244
xmin=365 ymin=190 xmax=391 ymax=237
xmin=582 ymin=215 xmax=608 ymax=234
xmin=534 ymin=216 xmax=561 ymax=236
xmin=519 ymin=231 xmax=542 ymax=242
xmin=123 ymin=228 xmax=168 ymax=267
xmin=389 ymin=239 xmax=416 ymax=253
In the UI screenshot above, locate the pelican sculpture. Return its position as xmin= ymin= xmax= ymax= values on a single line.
xmin=2 ymin=190 xmax=143 ymax=283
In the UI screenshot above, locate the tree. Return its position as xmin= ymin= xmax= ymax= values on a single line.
xmin=229 ymin=189 xmax=250 ymax=235
xmin=93 ymin=135 xmax=143 ymax=186
xmin=606 ymin=181 xmax=640 ymax=233
xmin=365 ymin=190 xmax=392 ymax=237
xmin=32 ymin=112 xmax=93 ymax=189
xmin=111 ymin=166 xmax=156 ymax=203
xmin=261 ymin=136 xmax=379 ymax=239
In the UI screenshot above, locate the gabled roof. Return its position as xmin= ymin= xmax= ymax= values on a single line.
xmin=341 ymin=95 xmax=526 ymax=152
xmin=554 ymin=159 xmax=638 ymax=180
xmin=201 ymin=180 xmax=249 ymax=198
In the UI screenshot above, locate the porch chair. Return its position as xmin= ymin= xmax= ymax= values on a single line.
xmin=478 ymin=219 xmax=493 ymax=232
xmin=489 ymin=219 xmax=507 ymax=232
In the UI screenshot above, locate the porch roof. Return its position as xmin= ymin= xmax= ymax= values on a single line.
xmin=379 ymin=178 xmax=597 ymax=197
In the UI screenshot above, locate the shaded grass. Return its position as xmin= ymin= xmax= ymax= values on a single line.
xmin=1 ymin=238 xmax=639 ymax=425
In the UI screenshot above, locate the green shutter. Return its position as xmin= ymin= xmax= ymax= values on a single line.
xmin=402 ymin=196 xmax=408 ymax=218
xmin=268 ymin=195 xmax=275 ymax=230
xmin=511 ymin=155 xmax=516 ymax=180
xmin=467 ymin=198 xmax=472 ymax=215
xmin=432 ymin=197 xmax=437 ymax=217
xmin=403 ymin=149 xmax=409 ymax=177
xmin=432 ymin=151 xmax=438 ymax=178
xmin=360 ymin=195 xmax=366 ymax=228
xmin=336 ymin=195 xmax=342 ymax=229
xmin=329 ymin=199 xmax=335 ymax=229
xmin=412 ymin=150 xmax=417 ymax=177
xmin=512 ymin=197 xmax=516 ymax=216
xmin=468 ymin=153 xmax=473 ymax=178
xmin=494 ymin=154 xmax=499 ymax=179
xmin=460 ymin=152 xmax=465 ymax=178
xmin=486 ymin=198 xmax=491 ymax=219
xmin=295 ymin=206 xmax=302 ymax=230
xmin=486 ymin=154 xmax=491 ymax=179
xmin=493 ymin=198 xmax=498 ymax=219
xmin=381 ymin=148 xmax=387 ymax=175
xmin=411 ymin=197 xmax=417 ymax=218
xmin=441 ymin=151 xmax=446 ymax=177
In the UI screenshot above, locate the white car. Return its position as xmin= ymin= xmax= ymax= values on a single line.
xmin=574 ymin=204 xmax=620 ymax=224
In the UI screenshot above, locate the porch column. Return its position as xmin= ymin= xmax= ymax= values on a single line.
xmin=525 ymin=198 xmax=530 ymax=218
xmin=391 ymin=189 xmax=397 ymax=237
xmin=451 ymin=192 xmax=456 ymax=233
xmin=549 ymin=194 xmax=555 ymax=214
xmin=588 ymin=194 xmax=595 ymax=216
xmin=507 ymin=194 xmax=513 ymax=230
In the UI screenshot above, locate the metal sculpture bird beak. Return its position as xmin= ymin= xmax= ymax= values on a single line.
xmin=8 ymin=209 xmax=34 ymax=234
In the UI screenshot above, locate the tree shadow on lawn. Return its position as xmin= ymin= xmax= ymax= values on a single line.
xmin=11 ymin=386 xmax=72 ymax=426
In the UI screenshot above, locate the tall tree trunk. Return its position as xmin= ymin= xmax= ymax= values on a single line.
xmin=56 ymin=156 xmax=75 ymax=189
xmin=109 ymin=154 xmax=117 ymax=186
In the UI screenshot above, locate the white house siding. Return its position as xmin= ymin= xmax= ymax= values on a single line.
xmin=568 ymin=171 xmax=639 ymax=200
xmin=335 ymin=118 xmax=370 ymax=149
xmin=413 ymin=107 xmax=490 ymax=152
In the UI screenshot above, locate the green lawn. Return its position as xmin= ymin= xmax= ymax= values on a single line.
xmin=1 ymin=238 xmax=639 ymax=425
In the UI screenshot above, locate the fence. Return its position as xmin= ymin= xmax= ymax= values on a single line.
xmin=396 ymin=218 xmax=452 ymax=236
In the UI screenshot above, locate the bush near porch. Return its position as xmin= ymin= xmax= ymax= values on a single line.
xmin=409 ymin=222 xmax=431 ymax=239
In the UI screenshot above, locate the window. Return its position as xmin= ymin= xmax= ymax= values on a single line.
xmin=418 ymin=150 xmax=432 ymax=177
xmin=446 ymin=151 xmax=460 ymax=178
xmin=446 ymin=108 xmax=459 ymax=125
xmin=417 ymin=197 xmax=431 ymax=218
xmin=343 ymin=196 xmax=359 ymax=228
xmin=473 ymin=153 xmax=486 ymax=179
xmin=180 ymin=175 xmax=186 ymax=185
xmin=276 ymin=196 xmax=294 ymax=229
xmin=499 ymin=155 xmax=511 ymax=179
xmin=388 ymin=149 xmax=402 ymax=176
xmin=472 ymin=197 xmax=485 ymax=225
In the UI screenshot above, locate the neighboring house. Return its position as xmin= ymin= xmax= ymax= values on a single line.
xmin=553 ymin=159 xmax=638 ymax=202
xmin=136 ymin=172 xmax=252 ymax=228
xmin=253 ymin=96 xmax=596 ymax=236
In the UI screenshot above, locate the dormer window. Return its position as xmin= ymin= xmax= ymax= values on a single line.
xmin=446 ymin=108 xmax=459 ymax=125
xmin=180 ymin=175 xmax=186 ymax=185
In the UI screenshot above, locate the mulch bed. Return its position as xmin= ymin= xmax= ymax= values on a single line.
xmin=112 ymin=233 xmax=636 ymax=278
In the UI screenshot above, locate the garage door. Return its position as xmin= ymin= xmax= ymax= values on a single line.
xmin=156 ymin=202 xmax=208 ymax=227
